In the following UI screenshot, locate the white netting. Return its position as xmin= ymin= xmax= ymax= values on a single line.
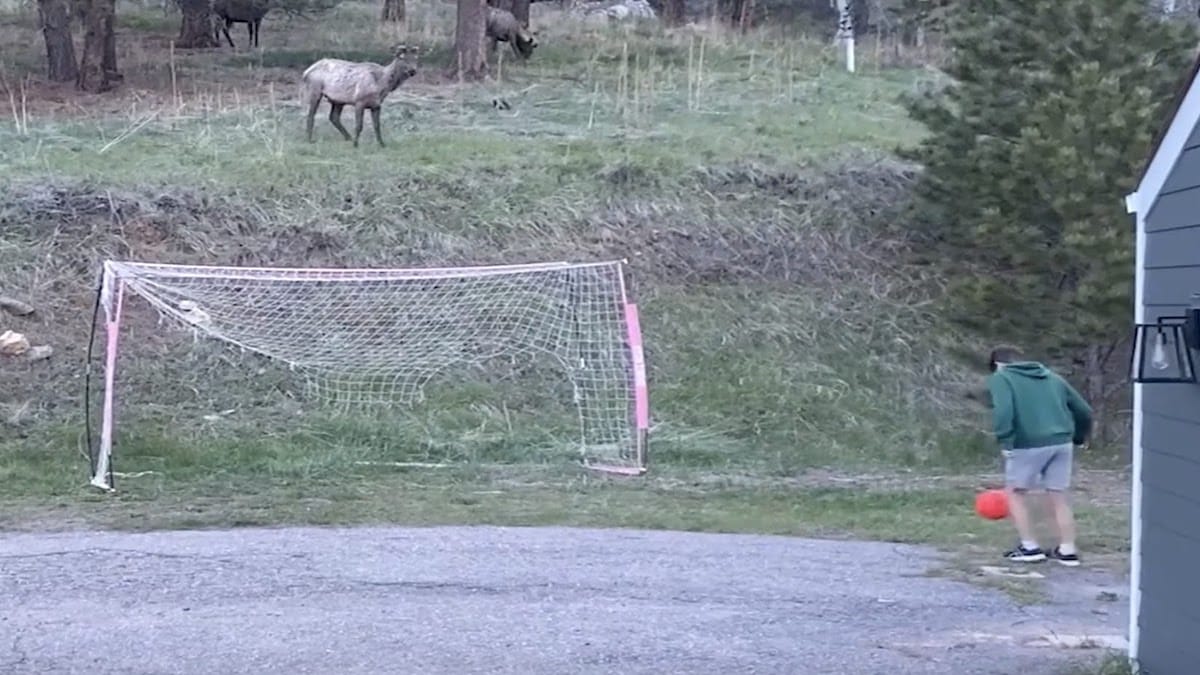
xmin=96 ymin=259 xmax=645 ymax=478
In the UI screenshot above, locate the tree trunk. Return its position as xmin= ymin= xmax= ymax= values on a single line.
xmin=381 ymin=0 xmax=405 ymax=22
xmin=37 ymin=0 xmax=78 ymax=82
xmin=716 ymin=0 xmax=745 ymax=25
xmin=661 ymin=0 xmax=684 ymax=26
xmin=509 ymin=0 xmax=530 ymax=26
xmin=177 ymin=0 xmax=218 ymax=48
xmin=834 ymin=0 xmax=853 ymax=42
xmin=453 ymin=0 xmax=488 ymax=81
xmin=1082 ymin=342 xmax=1115 ymax=447
xmin=103 ymin=10 xmax=119 ymax=80
xmin=77 ymin=0 xmax=117 ymax=92
xmin=736 ymin=0 xmax=753 ymax=31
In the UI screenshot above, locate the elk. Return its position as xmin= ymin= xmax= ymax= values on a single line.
xmin=300 ymin=45 xmax=420 ymax=148
xmin=486 ymin=7 xmax=538 ymax=60
xmin=212 ymin=0 xmax=270 ymax=48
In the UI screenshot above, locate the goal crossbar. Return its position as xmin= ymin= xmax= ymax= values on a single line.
xmin=88 ymin=259 xmax=650 ymax=491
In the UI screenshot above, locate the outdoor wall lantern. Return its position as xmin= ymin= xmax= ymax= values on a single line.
xmin=1131 ymin=293 xmax=1200 ymax=384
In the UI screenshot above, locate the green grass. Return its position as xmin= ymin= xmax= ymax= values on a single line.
xmin=0 ymin=0 xmax=1131 ymax=575
xmin=0 ymin=57 xmax=924 ymax=186
xmin=1060 ymin=653 xmax=1138 ymax=675
xmin=0 ymin=0 xmax=932 ymax=183
xmin=0 ymin=452 xmax=1128 ymax=550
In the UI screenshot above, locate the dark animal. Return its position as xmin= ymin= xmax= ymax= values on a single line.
xmin=300 ymin=45 xmax=420 ymax=148
xmin=486 ymin=7 xmax=538 ymax=60
xmin=212 ymin=0 xmax=270 ymax=48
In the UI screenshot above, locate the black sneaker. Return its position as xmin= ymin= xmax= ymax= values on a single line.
xmin=1003 ymin=545 xmax=1047 ymax=563
xmin=1051 ymin=547 xmax=1081 ymax=567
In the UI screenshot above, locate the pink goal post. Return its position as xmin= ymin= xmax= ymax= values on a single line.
xmin=87 ymin=259 xmax=650 ymax=491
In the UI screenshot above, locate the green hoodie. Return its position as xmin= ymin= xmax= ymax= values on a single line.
xmin=986 ymin=361 xmax=1093 ymax=451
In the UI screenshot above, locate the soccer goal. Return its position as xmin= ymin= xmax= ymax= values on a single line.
xmin=86 ymin=259 xmax=650 ymax=491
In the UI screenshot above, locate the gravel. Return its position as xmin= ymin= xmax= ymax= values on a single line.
xmin=0 ymin=525 xmax=1126 ymax=674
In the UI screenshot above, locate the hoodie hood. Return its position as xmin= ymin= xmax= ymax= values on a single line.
xmin=999 ymin=361 xmax=1050 ymax=379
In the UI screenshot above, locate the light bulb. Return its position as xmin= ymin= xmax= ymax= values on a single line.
xmin=1151 ymin=331 xmax=1171 ymax=371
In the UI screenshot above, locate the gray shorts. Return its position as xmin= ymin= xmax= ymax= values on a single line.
xmin=1003 ymin=443 xmax=1073 ymax=491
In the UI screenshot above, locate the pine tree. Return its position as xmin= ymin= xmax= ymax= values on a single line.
xmin=900 ymin=0 xmax=1197 ymax=437
xmin=901 ymin=1 xmax=1197 ymax=346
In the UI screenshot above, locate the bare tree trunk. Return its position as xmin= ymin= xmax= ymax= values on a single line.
xmin=71 ymin=0 xmax=86 ymax=28
xmin=453 ymin=0 xmax=487 ymax=81
xmin=103 ymin=10 xmax=119 ymax=79
xmin=716 ymin=0 xmax=746 ymax=25
xmin=37 ymin=0 xmax=78 ymax=82
xmin=509 ymin=0 xmax=530 ymax=26
xmin=661 ymin=0 xmax=684 ymax=26
xmin=737 ymin=0 xmax=755 ymax=31
xmin=177 ymin=0 xmax=218 ymax=48
xmin=77 ymin=0 xmax=118 ymax=92
xmin=1081 ymin=341 xmax=1128 ymax=448
xmin=381 ymin=0 xmax=405 ymax=22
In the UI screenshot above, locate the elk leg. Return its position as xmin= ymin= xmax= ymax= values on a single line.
xmin=370 ymin=106 xmax=383 ymax=147
xmin=306 ymin=97 xmax=321 ymax=142
xmin=328 ymin=103 xmax=351 ymax=141
xmin=222 ymin=20 xmax=234 ymax=48
xmin=352 ymin=105 xmax=365 ymax=148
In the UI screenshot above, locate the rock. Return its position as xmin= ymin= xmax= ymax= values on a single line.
xmin=26 ymin=345 xmax=53 ymax=361
xmin=0 ymin=296 xmax=35 ymax=317
xmin=574 ymin=0 xmax=657 ymax=21
xmin=0 ymin=330 xmax=30 ymax=356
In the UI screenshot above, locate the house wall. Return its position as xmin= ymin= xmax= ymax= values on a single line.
xmin=1138 ymin=118 xmax=1200 ymax=674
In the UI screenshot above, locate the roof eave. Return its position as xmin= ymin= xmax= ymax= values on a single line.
xmin=1129 ymin=47 xmax=1200 ymax=216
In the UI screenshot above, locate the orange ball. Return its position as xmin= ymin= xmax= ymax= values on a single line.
xmin=975 ymin=489 xmax=1008 ymax=520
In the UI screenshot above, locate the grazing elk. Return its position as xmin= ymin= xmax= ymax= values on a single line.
xmin=486 ymin=7 xmax=538 ymax=60
xmin=212 ymin=0 xmax=270 ymax=48
xmin=300 ymin=45 xmax=420 ymax=148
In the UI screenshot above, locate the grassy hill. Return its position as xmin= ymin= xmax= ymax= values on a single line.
xmin=0 ymin=1 xmax=1128 ymax=568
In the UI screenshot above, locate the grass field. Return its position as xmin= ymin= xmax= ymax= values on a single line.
xmin=0 ymin=0 xmax=1132 ymax=600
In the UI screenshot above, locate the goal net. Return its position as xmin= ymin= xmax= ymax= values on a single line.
xmin=87 ymin=259 xmax=649 ymax=491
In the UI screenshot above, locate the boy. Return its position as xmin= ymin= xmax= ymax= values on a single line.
xmin=986 ymin=346 xmax=1093 ymax=567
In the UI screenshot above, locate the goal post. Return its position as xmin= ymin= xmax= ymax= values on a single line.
xmin=87 ymin=258 xmax=650 ymax=491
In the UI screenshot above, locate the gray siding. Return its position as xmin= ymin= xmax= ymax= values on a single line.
xmin=1139 ymin=125 xmax=1200 ymax=674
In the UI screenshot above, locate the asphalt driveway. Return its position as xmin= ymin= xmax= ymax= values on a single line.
xmin=0 ymin=525 xmax=1127 ymax=674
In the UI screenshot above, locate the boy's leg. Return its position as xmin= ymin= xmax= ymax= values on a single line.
xmin=1042 ymin=444 xmax=1080 ymax=566
xmin=1003 ymin=448 xmax=1048 ymax=562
